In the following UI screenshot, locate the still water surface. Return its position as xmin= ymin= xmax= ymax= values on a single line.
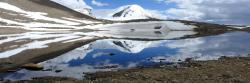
xmin=1 ymin=31 xmax=250 ymax=80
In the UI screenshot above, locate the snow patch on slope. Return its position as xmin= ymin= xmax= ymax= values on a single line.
xmin=0 ymin=32 xmax=83 ymax=58
xmin=0 ymin=2 xmax=79 ymax=25
xmin=0 ymin=18 xmax=78 ymax=31
xmin=83 ymin=21 xmax=196 ymax=31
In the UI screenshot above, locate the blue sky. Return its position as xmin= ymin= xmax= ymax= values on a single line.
xmin=85 ymin=0 xmax=176 ymax=11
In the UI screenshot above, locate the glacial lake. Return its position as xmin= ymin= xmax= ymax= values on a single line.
xmin=1 ymin=31 xmax=250 ymax=80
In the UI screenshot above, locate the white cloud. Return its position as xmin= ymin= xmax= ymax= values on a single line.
xmin=91 ymin=0 xmax=109 ymax=7
xmin=92 ymin=9 xmax=114 ymax=18
xmin=145 ymin=9 xmax=168 ymax=19
xmin=156 ymin=0 xmax=250 ymax=25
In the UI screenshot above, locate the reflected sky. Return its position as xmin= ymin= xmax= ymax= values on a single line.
xmin=1 ymin=31 xmax=250 ymax=80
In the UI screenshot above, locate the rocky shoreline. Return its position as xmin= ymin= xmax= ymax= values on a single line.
xmin=4 ymin=56 xmax=250 ymax=83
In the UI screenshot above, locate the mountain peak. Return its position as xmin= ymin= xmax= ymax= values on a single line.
xmin=111 ymin=4 xmax=152 ymax=20
xmin=125 ymin=4 xmax=144 ymax=12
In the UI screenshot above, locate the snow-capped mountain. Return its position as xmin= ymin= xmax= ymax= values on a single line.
xmin=51 ymin=0 xmax=92 ymax=15
xmin=108 ymin=4 xmax=154 ymax=20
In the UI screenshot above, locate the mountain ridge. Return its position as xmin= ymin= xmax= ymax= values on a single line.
xmin=0 ymin=0 xmax=103 ymax=30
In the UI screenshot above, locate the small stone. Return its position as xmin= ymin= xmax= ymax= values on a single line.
xmin=124 ymin=74 xmax=129 ymax=77
xmin=130 ymin=29 xmax=135 ymax=31
xmin=171 ymin=79 xmax=180 ymax=83
xmin=159 ymin=59 xmax=166 ymax=61
xmin=219 ymin=73 xmax=233 ymax=79
xmin=22 ymin=63 xmax=43 ymax=71
xmin=219 ymin=56 xmax=228 ymax=60
xmin=0 ymin=62 xmax=13 ymax=66
xmin=55 ymin=70 xmax=62 ymax=73
xmin=185 ymin=58 xmax=193 ymax=62
xmin=109 ymin=53 xmax=115 ymax=56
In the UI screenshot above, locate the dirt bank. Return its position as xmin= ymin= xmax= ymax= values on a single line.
xmin=0 ymin=27 xmax=27 ymax=35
